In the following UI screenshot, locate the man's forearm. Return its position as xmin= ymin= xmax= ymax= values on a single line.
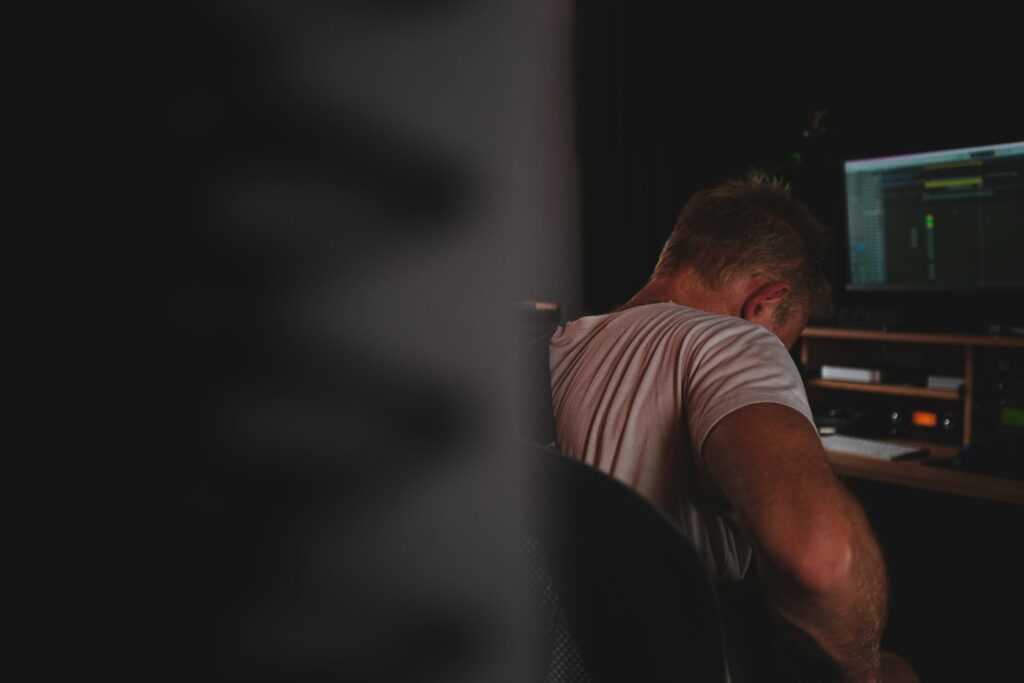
xmin=702 ymin=405 xmax=890 ymax=681
xmin=755 ymin=485 xmax=888 ymax=681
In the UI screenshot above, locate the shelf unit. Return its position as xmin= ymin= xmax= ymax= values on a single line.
xmin=799 ymin=327 xmax=1024 ymax=449
xmin=806 ymin=379 xmax=958 ymax=401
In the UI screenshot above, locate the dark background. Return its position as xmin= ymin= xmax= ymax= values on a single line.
xmin=574 ymin=4 xmax=1022 ymax=332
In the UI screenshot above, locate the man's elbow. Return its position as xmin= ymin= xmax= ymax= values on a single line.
xmin=765 ymin=523 xmax=857 ymax=597
xmin=790 ymin=534 xmax=855 ymax=596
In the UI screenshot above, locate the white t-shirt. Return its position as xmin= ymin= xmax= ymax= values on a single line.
xmin=549 ymin=303 xmax=815 ymax=580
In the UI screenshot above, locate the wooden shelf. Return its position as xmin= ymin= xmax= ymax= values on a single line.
xmin=800 ymin=327 xmax=985 ymax=446
xmin=802 ymin=327 xmax=1023 ymax=498
xmin=803 ymin=327 xmax=1024 ymax=348
xmin=807 ymin=379 xmax=960 ymax=401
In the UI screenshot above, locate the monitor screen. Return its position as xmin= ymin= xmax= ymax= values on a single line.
xmin=843 ymin=140 xmax=1024 ymax=290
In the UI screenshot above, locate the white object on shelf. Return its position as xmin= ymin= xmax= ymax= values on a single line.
xmin=820 ymin=365 xmax=882 ymax=383
xmin=926 ymin=375 xmax=965 ymax=391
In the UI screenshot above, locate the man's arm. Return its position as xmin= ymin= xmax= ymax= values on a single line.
xmin=702 ymin=403 xmax=888 ymax=681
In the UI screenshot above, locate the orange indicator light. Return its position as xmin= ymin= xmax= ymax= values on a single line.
xmin=912 ymin=411 xmax=938 ymax=428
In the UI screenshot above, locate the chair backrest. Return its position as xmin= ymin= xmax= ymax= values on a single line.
xmin=515 ymin=324 xmax=558 ymax=446
xmin=526 ymin=440 xmax=728 ymax=683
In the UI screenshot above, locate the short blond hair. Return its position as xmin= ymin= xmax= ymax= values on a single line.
xmin=654 ymin=170 xmax=831 ymax=316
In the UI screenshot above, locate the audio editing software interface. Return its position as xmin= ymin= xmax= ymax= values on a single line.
xmin=844 ymin=141 xmax=1024 ymax=289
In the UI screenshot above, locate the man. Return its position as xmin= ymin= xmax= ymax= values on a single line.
xmin=550 ymin=173 xmax=915 ymax=681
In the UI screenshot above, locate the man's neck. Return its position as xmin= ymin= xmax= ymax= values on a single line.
xmin=618 ymin=271 xmax=738 ymax=317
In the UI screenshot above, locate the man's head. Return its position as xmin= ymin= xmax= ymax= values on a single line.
xmin=652 ymin=171 xmax=830 ymax=345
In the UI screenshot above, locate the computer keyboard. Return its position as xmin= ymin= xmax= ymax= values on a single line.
xmin=820 ymin=434 xmax=929 ymax=461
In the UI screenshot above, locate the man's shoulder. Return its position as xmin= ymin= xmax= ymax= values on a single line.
xmin=553 ymin=303 xmax=779 ymax=354
xmin=559 ymin=303 xmax=742 ymax=333
xmin=621 ymin=303 xmax=783 ymax=351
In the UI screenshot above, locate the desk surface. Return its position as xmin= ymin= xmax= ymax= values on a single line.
xmin=826 ymin=449 xmax=1024 ymax=505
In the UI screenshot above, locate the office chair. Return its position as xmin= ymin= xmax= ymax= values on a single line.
xmin=525 ymin=440 xmax=729 ymax=683
xmin=516 ymin=304 xmax=725 ymax=680
xmin=515 ymin=302 xmax=561 ymax=447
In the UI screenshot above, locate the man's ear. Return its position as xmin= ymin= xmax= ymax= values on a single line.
xmin=740 ymin=282 xmax=790 ymax=325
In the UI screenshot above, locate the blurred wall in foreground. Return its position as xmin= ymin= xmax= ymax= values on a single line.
xmin=152 ymin=1 xmax=579 ymax=679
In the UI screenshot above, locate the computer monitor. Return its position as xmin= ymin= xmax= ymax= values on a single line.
xmin=843 ymin=140 xmax=1024 ymax=291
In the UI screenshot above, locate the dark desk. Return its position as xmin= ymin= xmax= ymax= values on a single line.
xmin=833 ymin=470 xmax=1023 ymax=681
xmin=826 ymin=446 xmax=1024 ymax=506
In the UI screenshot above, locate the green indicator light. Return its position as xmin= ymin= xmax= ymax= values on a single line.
xmin=925 ymin=214 xmax=935 ymax=229
xmin=1001 ymin=406 xmax=1024 ymax=429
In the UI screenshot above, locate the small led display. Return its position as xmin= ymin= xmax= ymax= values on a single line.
xmin=912 ymin=411 xmax=938 ymax=428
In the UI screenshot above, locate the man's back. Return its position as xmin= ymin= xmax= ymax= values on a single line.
xmin=550 ymin=302 xmax=814 ymax=580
